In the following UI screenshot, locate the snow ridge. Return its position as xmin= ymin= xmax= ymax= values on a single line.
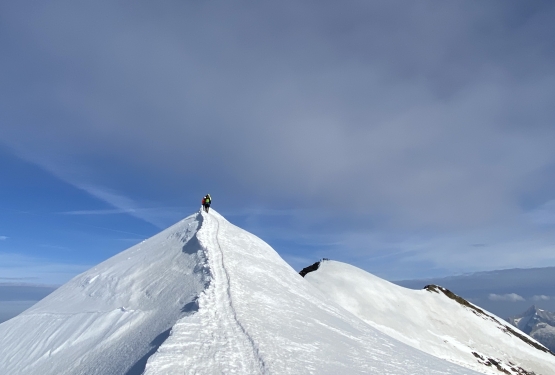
xmin=0 ymin=210 xmax=492 ymax=375
xmin=147 ymin=211 xmax=481 ymax=375
xmin=204 ymin=212 xmax=267 ymax=373
xmin=306 ymin=261 xmax=555 ymax=375
xmin=143 ymin=211 xmax=266 ymax=374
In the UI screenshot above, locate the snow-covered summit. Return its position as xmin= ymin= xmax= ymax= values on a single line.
xmin=305 ymin=260 xmax=555 ymax=375
xmin=0 ymin=210 xmax=482 ymax=375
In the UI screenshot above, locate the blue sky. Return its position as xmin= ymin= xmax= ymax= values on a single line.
xmin=1 ymin=0 xmax=555 ymax=285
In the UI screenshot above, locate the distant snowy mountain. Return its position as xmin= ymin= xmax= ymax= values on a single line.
xmin=1 ymin=210 xmax=551 ymax=375
xmin=305 ymin=260 xmax=555 ymax=375
xmin=508 ymin=305 xmax=555 ymax=353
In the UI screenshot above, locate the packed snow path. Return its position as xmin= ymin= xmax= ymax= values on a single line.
xmin=143 ymin=211 xmax=266 ymax=374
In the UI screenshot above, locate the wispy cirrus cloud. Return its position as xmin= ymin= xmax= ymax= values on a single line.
xmin=60 ymin=208 xmax=138 ymax=215
xmin=75 ymin=187 xmax=180 ymax=229
xmin=0 ymin=145 xmax=180 ymax=229
xmin=69 ymin=184 xmax=170 ymax=229
xmin=58 ymin=206 xmax=184 ymax=219
xmin=2 ymin=146 xmax=188 ymax=229
xmin=59 ymin=208 xmax=148 ymax=215
xmin=0 ymin=236 xmax=8 ymax=240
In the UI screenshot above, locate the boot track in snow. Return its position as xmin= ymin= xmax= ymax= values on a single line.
xmin=143 ymin=211 xmax=267 ymax=374
xmin=200 ymin=211 xmax=267 ymax=374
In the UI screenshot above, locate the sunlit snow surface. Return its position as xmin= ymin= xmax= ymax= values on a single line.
xmin=2 ymin=210 xmax=484 ymax=374
xmin=306 ymin=261 xmax=555 ymax=375
xmin=143 ymin=211 xmax=479 ymax=375
xmin=0 ymin=213 xmax=208 ymax=375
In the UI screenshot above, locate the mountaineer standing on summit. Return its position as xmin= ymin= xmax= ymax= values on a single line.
xmin=202 ymin=194 xmax=212 ymax=213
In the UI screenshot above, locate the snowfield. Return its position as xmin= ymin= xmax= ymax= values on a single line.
xmin=305 ymin=260 xmax=555 ymax=375
xmin=142 ymin=211 xmax=479 ymax=375
xmin=0 ymin=213 xmax=208 ymax=375
xmin=0 ymin=210 xmax=546 ymax=374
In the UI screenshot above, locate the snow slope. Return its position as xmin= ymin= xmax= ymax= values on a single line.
xmin=143 ymin=211 xmax=479 ymax=375
xmin=305 ymin=260 xmax=555 ymax=375
xmin=0 ymin=212 xmax=208 ymax=375
xmin=1 ymin=210 xmax=483 ymax=375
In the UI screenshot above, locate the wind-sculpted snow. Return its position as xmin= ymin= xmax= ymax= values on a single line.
xmin=306 ymin=261 xmax=555 ymax=375
xmin=144 ymin=211 xmax=480 ymax=375
xmin=1 ymin=210 xmax=484 ymax=375
xmin=0 ymin=213 xmax=209 ymax=375
xmin=142 ymin=210 xmax=265 ymax=374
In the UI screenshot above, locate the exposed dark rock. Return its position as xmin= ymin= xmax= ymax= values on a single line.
xmin=471 ymin=352 xmax=536 ymax=375
xmin=299 ymin=262 xmax=321 ymax=277
xmin=299 ymin=259 xmax=330 ymax=277
xmin=424 ymin=285 xmax=481 ymax=312
xmin=487 ymin=358 xmax=511 ymax=374
xmin=471 ymin=352 xmax=484 ymax=360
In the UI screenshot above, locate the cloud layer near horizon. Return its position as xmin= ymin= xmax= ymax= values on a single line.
xmin=1 ymin=1 xmax=555 ymax=278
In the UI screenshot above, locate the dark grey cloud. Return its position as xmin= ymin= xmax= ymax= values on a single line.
xmin=1 ymin=1 xmax=555 ymax=276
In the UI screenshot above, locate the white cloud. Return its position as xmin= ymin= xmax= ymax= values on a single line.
xmin=0 ymin=236 xmax=8 ymax=240
xmin=532 ymin=295 xmax=551 ymax=301
xmin=488 ymin=293 xmax=525 ymax=302
xmin=60 ymin=208 xmax=135 ymax=215
xmin=57 ymin=206 xmax=185 ymax=225
xmin=1 ymin=1 xmax=555 ymax=281
xmin=0 ymin=147 xmax=177 ymax=229
xmin=68 ymin=184 xmax=170 ymax=229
